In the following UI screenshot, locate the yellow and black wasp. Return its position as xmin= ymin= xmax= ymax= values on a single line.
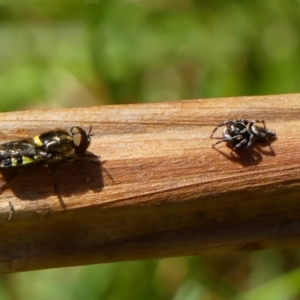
xmin=0 ymin=126 xmax=92 ymax=167
xmin=0 ymin=126 xmax=92 ymax=220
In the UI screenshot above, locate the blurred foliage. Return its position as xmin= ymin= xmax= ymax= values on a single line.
xmin=1 ymin=0 xmax=300 ymax=299
xmin=1 ymin=0 xmax=300 ymax=110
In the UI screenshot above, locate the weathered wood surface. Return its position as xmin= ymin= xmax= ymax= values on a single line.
xmin=0 ymin=93 xmax=299 ymax=273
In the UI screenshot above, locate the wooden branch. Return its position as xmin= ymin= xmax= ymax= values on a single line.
xmin=0 ymin=93 xmax=299 ymax=273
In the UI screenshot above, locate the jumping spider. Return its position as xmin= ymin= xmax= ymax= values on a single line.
xmin=211 ymin=119 xmax=276 ymax=151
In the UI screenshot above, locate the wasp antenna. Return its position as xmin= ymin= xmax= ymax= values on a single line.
xmin=88 ymin=126 xmax=93 ymax=136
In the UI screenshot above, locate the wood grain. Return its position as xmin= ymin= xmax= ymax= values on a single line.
xmin=0 ymin=93 xmax=299 ymax=273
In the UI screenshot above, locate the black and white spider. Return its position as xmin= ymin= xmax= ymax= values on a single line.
xmin=210 ymin=119 xmax=276 ymax=151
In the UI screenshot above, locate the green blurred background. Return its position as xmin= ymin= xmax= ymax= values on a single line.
xmin=1 ymin=0 xmax=300 ymax=299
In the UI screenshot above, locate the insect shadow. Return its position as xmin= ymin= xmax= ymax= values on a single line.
xmin=0 ymin=153 xmax=105 ymax=202
xmin=213 ymin=142 xmax=275 ymax=167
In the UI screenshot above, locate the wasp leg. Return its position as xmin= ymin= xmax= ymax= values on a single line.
xmin=0 ymin=169 xmax=22 ymax=192
xmin=42 ymin=164 xmax=65 ymax=209
xmin=0 ymin=180 xmax=7 ymax=190
xmin=100 ymin=160 xmax=115 ymax=184
xmin=7 ymin=200 xmax=14 ymax=221
xmin=0 ymin=169 xmax=23 ymax=221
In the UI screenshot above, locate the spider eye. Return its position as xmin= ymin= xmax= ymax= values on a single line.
xmin=235 ymin=123 xmax=245 ymax=130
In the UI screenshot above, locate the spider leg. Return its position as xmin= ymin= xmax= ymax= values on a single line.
xmin=244 ymin=133 xmax=256 ymax=150
xmin=212 ymin=134 xmax=243 ymax=146
xmin=241 ymin=119 xmax=265 ymax=126
xmin=233 ymin=138 xmax=248 ymax=150
xmin=210 ymin=120 xmax=234 ymax=138
xmin=250 ymin=120 xmax=276 ymax=149
xmin=255 ymin=119 xmax=266 ymax=128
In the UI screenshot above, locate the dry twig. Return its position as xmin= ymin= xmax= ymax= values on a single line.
xmin=0 ymin=93 xmax=299 ymax=273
